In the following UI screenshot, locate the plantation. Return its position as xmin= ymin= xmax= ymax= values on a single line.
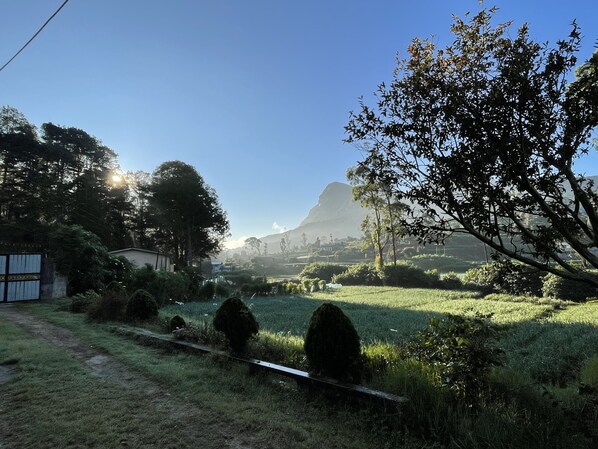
xmin=158 ymin=285 xmax=598 ymax=447
xmin=161 ymin=286 xmax=598 ymax=383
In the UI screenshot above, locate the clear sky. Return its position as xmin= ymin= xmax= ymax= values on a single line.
xmin=2 ymin=0 xmax=597 ymax=248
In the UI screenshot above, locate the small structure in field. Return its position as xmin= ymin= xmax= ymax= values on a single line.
xmin=109 ymin=248 xmax=173 ymax=272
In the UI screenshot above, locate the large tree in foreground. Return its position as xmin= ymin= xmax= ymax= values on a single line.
xmin=346 ymin=7 xmax=598 ymax=287
xmin=149 ymin=161 xmax=229 ymax=268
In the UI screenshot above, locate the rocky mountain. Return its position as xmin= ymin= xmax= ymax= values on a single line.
xmin=256 ymin=182 xmax=368 ymax=251
xmin=231 ymin=174 xmax=598 ymax=255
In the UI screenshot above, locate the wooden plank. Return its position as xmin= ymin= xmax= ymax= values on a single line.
xmin=117 ymin=327 xmax=408 ymax=406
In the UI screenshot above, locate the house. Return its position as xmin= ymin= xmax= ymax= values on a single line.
xmin=211 ymin=259 xmax=233 ymax=273
xmin=109 ymin=248 xmax=173 ymax=272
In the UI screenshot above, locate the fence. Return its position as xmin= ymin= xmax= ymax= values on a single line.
xmin=0 ymin=253 xmax=42 ymax=302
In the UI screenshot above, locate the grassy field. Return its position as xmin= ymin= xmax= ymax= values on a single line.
xmin=161 ymin=286 xmax=598 ymax=384
xmin=0 ymin=300 xmax=420 ymax=449
xmin=4 ymin=287 xmax=598 ymax=448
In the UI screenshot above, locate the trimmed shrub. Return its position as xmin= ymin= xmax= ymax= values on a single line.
xmin=223 ymin=271 xmax=255 ymax=286
xmin=239 ymin=282 xmax=274 ymax=297
xmin=463 ymin=260 xmax=545 ymax=296
xmin=284 ymin=281 xmax=303 ymax=295
xmin=332 ymin=263 xmax=382 ymax=286
xmin=169 ymin=315 xmax=186 ymax=332
xmin=214 ymin=282 xmax=231 ymax=298
xmin=381 ymin=263 xmax=435 ymax=288
xmin=304 ymin=303 xmax=363 ymax=382
xmin=126 ymin=289 xmax=159 ymax=321
xmin=213 ymin=297 xmax=259 ymax=352
xmin=299 ymin=263 xmax=347 ymax=282
xmin=87 ymin=289 xmax=128 ymax=322
xmin=542 ymin=274 xmax=598 ymax=302
xmin=197 ymin=281 xmax=216 ymax=300
xmin=70 ymin=290 xmax=101 ymax=313
xmin=441 ymin=272 xmax=463 ymax=290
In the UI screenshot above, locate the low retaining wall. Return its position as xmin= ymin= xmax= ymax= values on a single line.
xmin=116 ymin=327 xmax=408 ymax=407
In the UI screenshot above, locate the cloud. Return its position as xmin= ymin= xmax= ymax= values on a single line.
xmin=223 ymin=236 xmax=249 ymax=249
xmin=272 ymin=222 xmax=287 ymax=233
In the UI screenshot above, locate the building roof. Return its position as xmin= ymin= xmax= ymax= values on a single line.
xmin=109 ymin=248 xmax=168 ymax=257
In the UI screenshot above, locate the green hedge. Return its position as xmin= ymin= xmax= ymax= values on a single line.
xmin=542 ymin=273 xmax=598 ymax=302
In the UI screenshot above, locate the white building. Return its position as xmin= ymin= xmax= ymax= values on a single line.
xmin=109 ymin=248 xmax=173 ymax=272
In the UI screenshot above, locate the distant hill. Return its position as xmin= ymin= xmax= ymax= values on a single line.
xmin=256 ymin=182 xmax=368 ymax=251
xmin=231 ymin=175 xmax=598 ymax=255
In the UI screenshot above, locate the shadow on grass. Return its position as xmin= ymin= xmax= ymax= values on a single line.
xmin=162 ymin=294 xmax=454 ymax=344
xmin=161 ymin=294 xmax=598 ymax=383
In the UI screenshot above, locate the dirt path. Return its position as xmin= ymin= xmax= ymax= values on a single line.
xmin=1 ymin=305 xmax=160 ymax=393
xmin=0 ymin=305 xmax=255 ymax=449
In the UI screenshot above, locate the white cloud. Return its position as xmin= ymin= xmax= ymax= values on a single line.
xmin=272 ymin=222 xmax=287 ymax=233
xmin=224 ymin=236 xmax=249 ymax=249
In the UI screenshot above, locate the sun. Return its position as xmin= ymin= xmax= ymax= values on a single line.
xmin=110 ymin=174 xmax=123 ymax=185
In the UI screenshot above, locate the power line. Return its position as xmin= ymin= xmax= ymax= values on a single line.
xmin=0 ymin=0 xmax=71 ymax=74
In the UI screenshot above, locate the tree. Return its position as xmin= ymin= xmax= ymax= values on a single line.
xmin=149 ymin=161 xmax=229 ymax=268
xmin=347 ymin=165 xmax=404 ymax=267
xmin=47 ymin=224 xmax=110 ymax=295
xmin=346 ymin=7 xmax=598 ymax=287
xmin=244 ymin=237 xmax=262 ymax=255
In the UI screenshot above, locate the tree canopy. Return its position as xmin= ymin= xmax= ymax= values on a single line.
xmin=0 ymin=107 xmax=229 ymax=269
xmin=149 ymin=161 xmax=229 ymax=268
xmin=346 ymin=8 xmax=598 ymax=287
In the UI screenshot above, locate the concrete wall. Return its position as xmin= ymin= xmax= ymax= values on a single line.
xmin=40 ymin=256 xmax=68 ymax=299
xmin=115 ymin=250 xmax=172 ymax=271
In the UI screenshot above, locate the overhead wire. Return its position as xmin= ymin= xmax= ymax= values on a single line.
xmin=0 ymin=0 xmax=71 ymax=74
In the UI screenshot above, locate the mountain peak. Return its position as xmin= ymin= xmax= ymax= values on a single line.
xmin=299 ymin=182 xmax=363 ymax=227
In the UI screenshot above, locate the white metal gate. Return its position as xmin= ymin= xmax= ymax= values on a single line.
xmin=0 ymin=254 xmax=42 ymax=302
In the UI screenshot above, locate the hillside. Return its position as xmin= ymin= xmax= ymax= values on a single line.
xmin=256 ymin=182 xmax=368 ymax=250
xmin=232 ymin=175 xmax=598 ymax=255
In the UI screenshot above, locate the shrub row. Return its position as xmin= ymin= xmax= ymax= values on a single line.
xmin=199 ymin=297 xmax=362 ymax=382
xmin=76 ymin=285 xmax=159 ymax=322
xmin=463 ymin=260 xmax=598 ymax=301
xmin=323 ymin=262 xmax=462 ymax=289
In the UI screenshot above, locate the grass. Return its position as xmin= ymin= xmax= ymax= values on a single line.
xmin=161 ymin=286 xmax=598 ymax=385
xmin=5 ymin=286 xmax=598 ymax=448
xmin=1 ymin=300 xmax=425 ymax=449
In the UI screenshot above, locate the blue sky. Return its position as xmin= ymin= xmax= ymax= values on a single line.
xmin=2 ymin=0 xmax=597 ymax=247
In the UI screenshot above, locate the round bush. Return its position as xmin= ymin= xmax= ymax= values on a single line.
xmin=441 ymin=272 xmax=463 ymax=290
xmin=381 ymin=263 xmax=436 ymax=288
xmin=299 ymin=263 xmax=347 ymax=282
xmin=304 ymin=303 xmax=362 ymax=382
xmin=542 ymin=273 xmax=598 ymax=302
xmin=214 ymin=282 xmax=230 ymax=298
xmin=87 ymin=290 xmax=128 ymax=322
xmin=198 ymin=281 xmax=216 ymax=300
xmin=70 ymin=290 xmax=101 ymax=313
xmin=463 ymin=260 xmax=544 ymax=296
xmin=169 ymin=315 xmax=186 ymax=332
xmin=213 ymin=297 xmax=259 ymax=352
xmin=126 ymin=289 xmax=159 ymax=321
xmin=332 ymin=263 xmax=382 ymax=286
